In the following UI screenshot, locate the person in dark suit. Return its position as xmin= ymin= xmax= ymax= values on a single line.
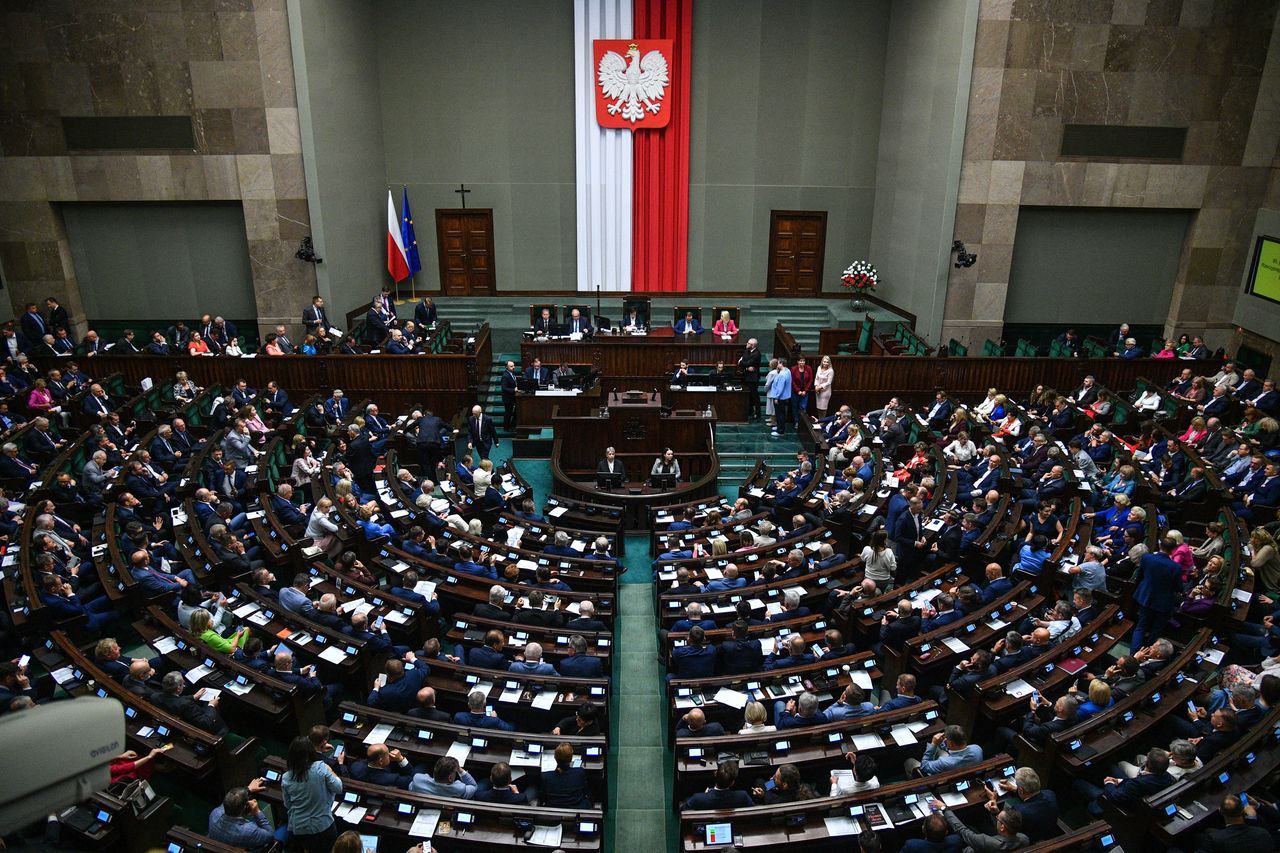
xmin=738 ymin=339 xmax=762 ymax=420
xmin=1132 ymin=537 xmax=1184 ymax=650
xmin=473 ymin=763 xmax=530 ymax=805
xmin=467 ymin=630 xmax=510 ymax=670
xmin=302 ymin=295 xmax=329 ymax=335
xmin=410 ymin=409 xmax=450 ymax=473
xmin=559 ymin=636 xmax=605 ymax=678
xmin=668 ymin=626 xmax=717 ymax=680
xmin=902 ymin=812 xmax=963 ymax=853
xmin=995 ymin=768 xmax=1060 ymax=843
xmin=880 ymin=600 xmax=921 ymax=650
xmin=674 ymin=311 xmax=703 ymax=335
xmin=347 ymin=744 xmax=418 ymax=789
xmin=18 ymin=303 xmax=47 ymax=347
xmin=565 ymin=600 xmax=607 ymax=632
xmin=717 ymin=620 xmax=764 ymax=676
xmin=564 ymin=308 xmax=591 ymax=337
xmin=473 ymin=585 xmax=514 ymax=621
xmin=154 ymin=672 xmax=228 ymax=736
xmin=524 ymin=358 xmax=551 ymax=386
xmin=540 ymin=743 xmax=592 ymax=808
xmin=499 ymin=360 xmax=519 ymax=430
xmin=407 ymin=686 xmax=452 ymax=722
xmin=452 ymin=689 xmax=515 ymax=731
xmin=532 ymin=308 xmax=555 ymax=335
xmin=1195 ymin=794 xmax=1275 ymax=853
xmin=365 ymin=659 xmax=429 ymax=714
xmin=467 ymin=405 xmax=498 ymax=460
xmin=44 ymin=297 xmax=70 ymax=336
xmin=344 ymin=426 xmax=377 ymax=495
xmin=675 ymin=708 xmax=725 ymax=738
xmin=1073 ymin=748 xmax=1175 ymax=817
xmin=997 ymin=694 xmax=1078 ymax=749
xmin=414 ymin=297 xmax=438 ymax=327
xmin=683 ymin=762 xmax=754 ymax=810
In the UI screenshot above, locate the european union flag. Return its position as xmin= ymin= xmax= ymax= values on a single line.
xmin=400 ymin=186 xmax=422 ymax=276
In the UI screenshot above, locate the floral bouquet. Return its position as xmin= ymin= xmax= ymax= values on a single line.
xmin=841 ymin=260 xmax=878 ymax=292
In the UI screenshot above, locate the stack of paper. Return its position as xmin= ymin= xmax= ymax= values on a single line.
xmin=714 ymin=687 xmax=749 ymax=709
xmin=445 ymin=741 xmax=472 ymax=765
xmin=362 ymin=723 xmax=394 ymax=745
xmin=528 ymin=825 xmax=563 ymax=847
xmin=185 ymin=664 xmax=214 ymax=684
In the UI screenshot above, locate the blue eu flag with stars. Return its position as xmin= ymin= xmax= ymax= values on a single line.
xmin=401 ymin=186 xmax=422 ymax=276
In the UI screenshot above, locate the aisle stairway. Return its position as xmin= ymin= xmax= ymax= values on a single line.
xmin=714 ymin=421 xmax=804 ymax=496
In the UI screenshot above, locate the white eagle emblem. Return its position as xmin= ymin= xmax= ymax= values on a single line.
xmin=597 ymin=43 xmax=669 ymax=123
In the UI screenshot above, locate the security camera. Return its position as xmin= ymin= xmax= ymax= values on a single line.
xmin=295 ymin=236 xmax=323 ymax=264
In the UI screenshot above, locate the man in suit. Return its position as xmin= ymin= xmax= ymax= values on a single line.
xmin=44 ymin=296 xmax=70 ymax=336
xmin=39 ymin=574 xmax=119 ymax=631
xmin=997 ymin=693 xmax=1078 ymax=749
xmin=1202 ymin=384 xmax=1231 ymax=418
xmin=303 ymin=295 xmax=328 ymax=335
xmin=738 ymin=338 xmax=762 ymax=420
xmin=668 ymin=626 xmax=717 ymax=679
xmin=880 ymin=600 xmax=921 ymax=650
xmin=1132 ymin=537 xmax=1185 ymax=650
xmin=565 ymin=307 xmax=591 ymax=336
xmin=675 ymin=311 xmax=703 ymax=335
xmin=1237 ymin=462 xmax=1280 ymax=521
xmin=407 ymin=686 xmax=451 ymax=722
xmin=716 ymin=620 xmax=763 ymax=675
xmin=154 ymin=672 xmax=228 ymax=736
xmin=365 ymin=659 xmax=429 ymax=714
xmin=683 ymin=762 xmax=754 ymax=810
xmin=893 ymin=497 xmax=929 ymax=578
xmin=473 ymin=584 xmax=513 ymax=621
xmin=18 ymin=303 xmax=46 ymax=346
xmin=565 ymin=600 xmax=607 ymax=633
xmin=675 ymin=708 xmax=725 ymax=738
xmin=467 ymin=404 xmax=498 ymax=460
xmin=347 ymin=744 xmax=419 ymax=789
xmin=1244 ymin=379 xmax=1279 ymax=415
xmin=500 ymin=360 xmax=519 ymax=430
xmin=1196 ymin=794 xmax=1275 ymax=853
xmin=323 ymin=389 xmax=350 ymax=426
xmin=524 ymin=358 xmax=551 ymax=386
xmin=532 ymin=307 xmax=554 ymax=335
xmin=344 ymin=425 xmax=377 ymax=494
xmin=452 ymin=689 xmax=516 ymax=731
xmin=560 ymin=635 xmax=604 ymax=678
xmin=262 ymin=381 xmax=292 ymax=417
xmin=1074 ymin=748 xmax=1175 ymax=817
xmin=410 ymin=408 xmax=450 ymax=473
xmin=468 ymin=630 xmax=510 ymax=670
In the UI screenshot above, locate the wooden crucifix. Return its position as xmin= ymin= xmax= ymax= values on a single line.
xmin=454 ymin=183 xmax=471 ymax=209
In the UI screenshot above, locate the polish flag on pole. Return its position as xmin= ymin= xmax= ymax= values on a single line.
xmin=386 ymin=189 xmax=410 ymax=282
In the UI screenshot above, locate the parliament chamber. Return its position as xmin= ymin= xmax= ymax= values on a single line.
xmin=6 ymin=2 xmax=1280 ymax=853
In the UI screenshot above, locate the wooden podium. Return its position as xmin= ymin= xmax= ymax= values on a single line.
xmin=552 ymin=392 xmax=713 ymax=469
xmin=550 ymin=392 xmax=720 ymax=527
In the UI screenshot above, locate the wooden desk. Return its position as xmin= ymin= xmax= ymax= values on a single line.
xmin=516 ymin=384 xmax=602 ymax=429
xmin=521 ymin=327 xmax=745 ymax=378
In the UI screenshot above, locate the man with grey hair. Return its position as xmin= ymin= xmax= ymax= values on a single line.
xmin=509 ymin=642 xmax=557 ymax=675
xmin=775 ymin=690 xmax=822 ymax=728
xmin=990 ymin=767 xmax=1059 ymax=842
xmin=474 ymin=583 xmax=514 ymax=621
xmin=1066 ymin=545 xmax=1107 ymax=591
xmin=766 ymin=589 xmax=810 ymax=623
xmin=0 ymin=441 xmax=35 ymax=482
xmin=207 ymin=780 xmax=279 ymax=847
xmin=155 ymin=671 xmax=227 ymax=735
xmin=929 ymin=797 xmax=1028 ymax=852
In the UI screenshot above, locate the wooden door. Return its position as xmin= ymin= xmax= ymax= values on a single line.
xmin=766 ymin=210 xmax=827 ymax=296
xmin=435 ymin=209 xmax=496 ymax=295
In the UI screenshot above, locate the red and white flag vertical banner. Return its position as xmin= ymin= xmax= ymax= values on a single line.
xmin=575 ymin=0 xmax=633 ymax=292
xmin=386 ymin=189 xmax=410 ymax=283
xmin=632 ymin=0 xmax=691 ymax=292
